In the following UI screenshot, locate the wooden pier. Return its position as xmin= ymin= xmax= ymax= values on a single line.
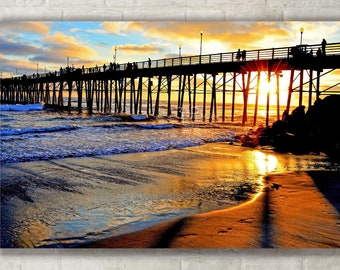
xmin=1 ymin=42 xmax=340 ymax=125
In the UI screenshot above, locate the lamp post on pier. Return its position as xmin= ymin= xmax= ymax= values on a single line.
xmin=200 ymin=31 xmax=203 ymax=55
xmin=200 ymin=31 xmax=203 ymax=64
xmin=179 ymin=44 xmax=182 ymax=57
xmin=114 ymin=46 xmax=117 ymax=64
xmin=300 ymin=27 xmax=304 ymax=45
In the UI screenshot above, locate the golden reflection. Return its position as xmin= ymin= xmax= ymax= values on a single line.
xmin=17 ymin=220 xmax=52 ymax=248
xmin=246 ymin=150 xmax=278 ymax=175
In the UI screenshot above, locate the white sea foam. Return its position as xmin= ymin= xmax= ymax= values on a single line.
xmin=0 ymin=125 xmax=77 ymax=136
xmin=0 ymin=103 xmax=44 ymax=112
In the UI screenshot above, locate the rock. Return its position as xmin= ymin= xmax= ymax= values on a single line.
xmin=258 ymin=95 xmax=340 ymax=161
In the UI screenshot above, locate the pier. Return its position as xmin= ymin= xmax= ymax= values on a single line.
xmin=1 ymin=42 xmax=340 ymax=125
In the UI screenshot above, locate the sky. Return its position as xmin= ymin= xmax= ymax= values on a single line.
xmin=1 ymin=21 xmax=340 ymax=78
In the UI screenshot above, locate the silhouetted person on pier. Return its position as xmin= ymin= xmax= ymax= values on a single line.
xmin=242 ymin=50 xmax=246 ymax=61
xmin=148 ymin=58 xmax=151 ymax=68
xmin=321 ymin=39 xmax=327 ymax=55
xmin=316 ymin=48 xmax=322 ymax=58
xmin=236 ymin=49 xmax=241 ymax=61
xmin=103 ymin=64 xmax=106 ymax=72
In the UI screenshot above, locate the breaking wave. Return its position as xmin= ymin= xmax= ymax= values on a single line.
xmin=0 ymin=103 xmax=44 ymax=112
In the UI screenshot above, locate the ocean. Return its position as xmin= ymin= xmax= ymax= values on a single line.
xmin=0 ymin=103 xmax=336 ymax=248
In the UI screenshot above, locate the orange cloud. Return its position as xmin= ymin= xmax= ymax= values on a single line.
xmin=0 ymin=21 xmax=50 ymax=35
xmin=101 ymin=22 xmax=127 ymax=35
xmin=44 ymin=32 xmax=99 ymax=60
xmin=116 ymin=44 xmax=161 ymax=54
xmin=121 ymin=21 xmax=292 ymax=54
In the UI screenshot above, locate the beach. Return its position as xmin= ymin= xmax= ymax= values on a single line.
xmin=83 ymin=170 xmax=340 ymax=248
xmin=2 ymin=138 xmax=339 ymax=248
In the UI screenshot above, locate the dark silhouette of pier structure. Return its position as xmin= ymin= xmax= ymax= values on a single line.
xmin=1 ymin=42 xmax=340 ymax=125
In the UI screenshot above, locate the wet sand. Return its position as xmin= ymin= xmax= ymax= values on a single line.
xmin=83 ymin=170 xmax=340 ymax=248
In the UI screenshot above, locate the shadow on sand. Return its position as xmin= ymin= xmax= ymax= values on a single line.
xmin=307 ymin=171 xmax=340 ymax=213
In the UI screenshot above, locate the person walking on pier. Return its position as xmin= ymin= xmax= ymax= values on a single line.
xmin=242 ymin=50 xmax=246 ymax=61
xmin=236 ymin=49 xmax=241 ymax=61
xmin=148 ymin=58 xmax=151 ymax=68
xmin=321 ymin=39 xmax=327 ymax=55
xmin=316 ymin=48 xmax=322 ymax=58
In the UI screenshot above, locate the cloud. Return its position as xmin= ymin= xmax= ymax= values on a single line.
xmin=44 ymin=32 xmax=99 ymax=60
xmin=133 ymin=21 xmax=292 ymax=52
xmin=0 ymin=36 xmax=40 ymax=55
xmin=116 ymin=44 xmax=162 ymax=54
xmin=0 ymin=55 xmax=40 ymax=75
xmin=86 ymin=29 xmax=108 ymax=34
xmin=0 ymin=21 xmax=50 ymax=35
xmin=29 ymin=54 xmax=64 ymax=64
xmin=100 ymin=22 xmax=127 ymax=36
xmin=70 ymin=28 xmax=81 ymax=33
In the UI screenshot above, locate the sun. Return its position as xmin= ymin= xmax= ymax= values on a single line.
xmin=261 ymin=76 xmax=276 ymax=95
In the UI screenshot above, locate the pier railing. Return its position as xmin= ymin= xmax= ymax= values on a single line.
xmin=144 ymin=42 xmax=340 ymax=69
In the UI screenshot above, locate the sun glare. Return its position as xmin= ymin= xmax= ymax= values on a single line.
xmin=251 ymin=150 xmax=278 ymax=175
xmin=261 ymin=76 xmax=276 ymax=94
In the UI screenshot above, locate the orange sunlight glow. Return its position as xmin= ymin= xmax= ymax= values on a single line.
xmin=261 ymin=77 xmax=276 ymax=94
xmin=249 ymin=150 xmax=278 ymax=176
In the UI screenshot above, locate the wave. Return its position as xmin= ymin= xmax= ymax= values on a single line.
xmin=0 ymin=125 xmax=78 ymax=136
xmin=0 ymin=103 xmax=44 ymax=112
xmin=96 ymin=123 xmax=178 ymax=130
xmin=1 ymin=130 xmax=237 ymax=164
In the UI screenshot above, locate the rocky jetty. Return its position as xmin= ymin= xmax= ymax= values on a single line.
xmin=259 ymin=95 xmax=340 ymax=161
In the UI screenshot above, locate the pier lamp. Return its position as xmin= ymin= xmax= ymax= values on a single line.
xmin=179 ymin=44 xmax=182 ymax=57
xmin=67 ymin=56 xmax=69 ymax=67
xmin=36 ymin=63 xmax=39 ymax=74
xmin=200 ymin=31 xmax=203 ymax=56
xmin=300 ymin=27 xmax=304 ymax=45
xmin=114 ymin=46 xmax=117 ymax=64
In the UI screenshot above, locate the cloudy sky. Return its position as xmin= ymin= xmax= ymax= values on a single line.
xmin=1 ymin=21 xmax=340 ymax=77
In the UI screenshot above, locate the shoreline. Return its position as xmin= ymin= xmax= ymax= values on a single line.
xmin=81 ymin=170 xmax=340 ymax=248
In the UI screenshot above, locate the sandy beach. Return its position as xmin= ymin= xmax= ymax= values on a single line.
xmin=83 ymin=170 xmax=340 ymax=248
xmin=1 ymin=142 xmax=339 ymax=248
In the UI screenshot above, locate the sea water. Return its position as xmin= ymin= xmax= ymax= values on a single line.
xmin=0 ymin=103 xmax=241 ymax=163
xmin=0 ymin=104 xmax=336 ymax=248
